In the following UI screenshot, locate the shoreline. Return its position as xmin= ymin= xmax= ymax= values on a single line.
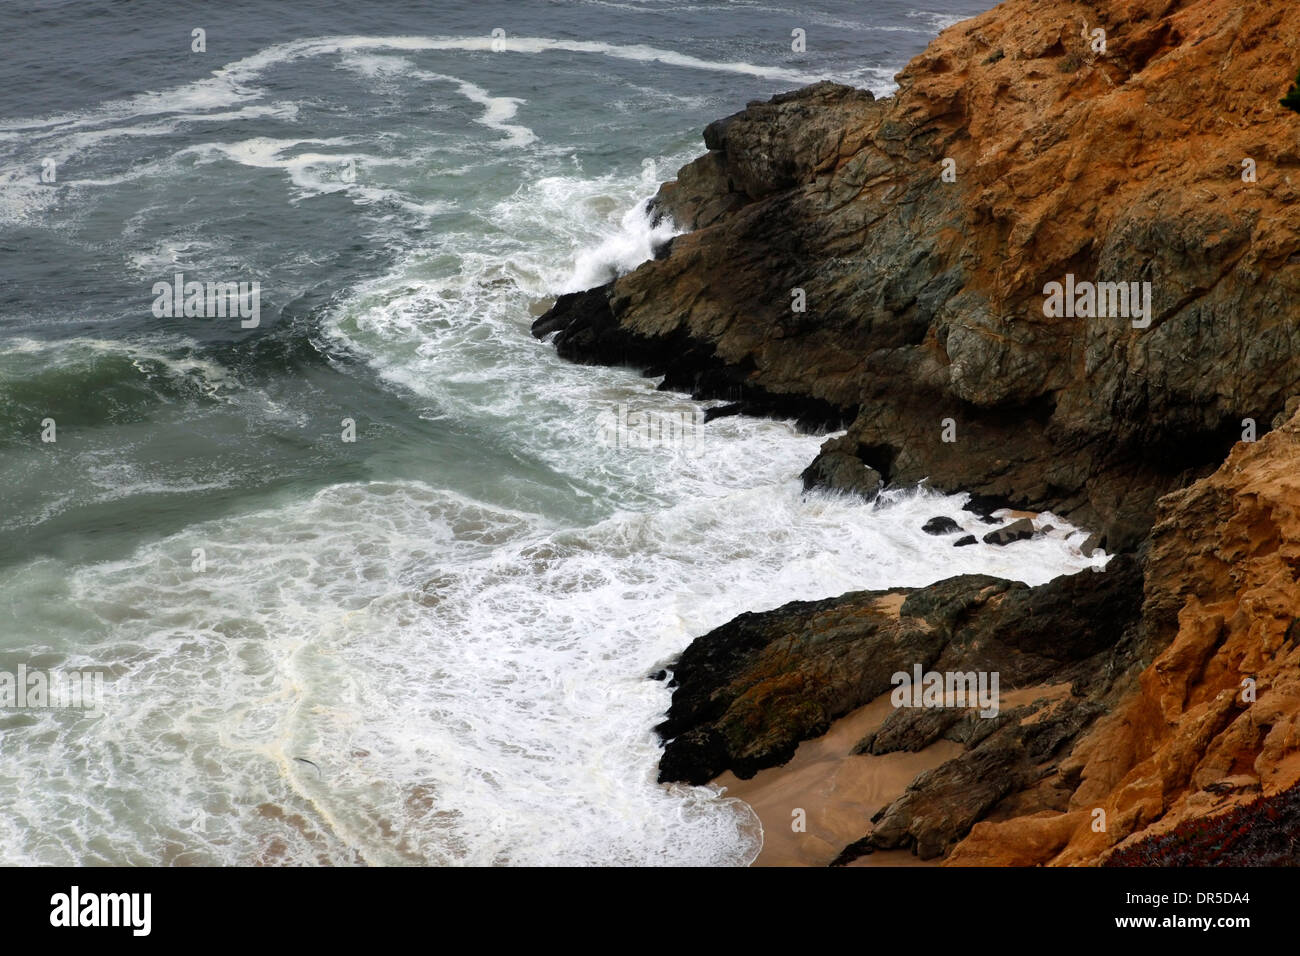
xmin=717 ymin=684 xmax=1076 ymax=866
xmin=716 ymin=693 xmax=955 ymax=867
xmin=534 ymin=0 xmax=1300 ymax=866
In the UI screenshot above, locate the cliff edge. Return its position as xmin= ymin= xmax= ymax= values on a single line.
xmin=536 ymin=0 xmax=1300 ymax=552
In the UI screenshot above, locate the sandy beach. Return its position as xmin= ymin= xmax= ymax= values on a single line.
xmin=715 ymin=692 xmax=956 ymax=866
xmin=718 ymin=683 xmax=1075 ymax=866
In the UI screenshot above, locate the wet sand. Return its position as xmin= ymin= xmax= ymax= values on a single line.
xmin=717 ymin=682 xmax=1074 ymax=866
xmin=716 ymin=692 xmax=960 ymax=867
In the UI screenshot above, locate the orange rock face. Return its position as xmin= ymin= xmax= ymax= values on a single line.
xmin=911 ymin=0 xmax=1300 ymax=305
xmin=949 ymin=407 xmax=1300 ymax=865
xmin=880 ymin=0 xmax=1300 ymax=549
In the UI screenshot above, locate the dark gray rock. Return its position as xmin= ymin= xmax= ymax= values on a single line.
xmin=1080 ymin=532 xmax=1104 ymax=557
xmin=657 ymin=556 xmax=1143 ymax=786
xmin=922 ymin=516 xmax=963 ymax=535
xmin=537 ymin=70 xmax=1295 ymax=551
xmin=982 ymin=518 xmax=1035 ymax=546
xmin=799 ymin=451 xmax=882 ymax=501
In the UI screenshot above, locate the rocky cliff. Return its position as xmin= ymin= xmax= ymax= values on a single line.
xmin=654 ymin=401 xmax=1300 ymax=866
xmin=537 ymin=0 xmax=1300 ymax=552
xmin=947 ymin=401 xmax=1300 ymax=865
xmin=534 ymin=0 xmax=1300 ymax=864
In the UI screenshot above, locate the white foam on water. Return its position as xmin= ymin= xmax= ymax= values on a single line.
xmin=0 ymin=103 xmax=301 ymax=226
xmin=270 ymin=34 xmax=828 ymax=86
xmin=0 ymin=33 xmax=831 ymax=145
xmin=908 ymin=10 xmax=974 ymax=32
xmin=0 ymin=335 xmax=234 ymax=397
xmin=301 ymin=169 xmax=1103 ymax=866
xmin=337 ymin=55 xmax=541 ymax=148
xmin=0 ymin=138 xmax=1108 ymax=865
xmin=0 ymin=469 xmax=1103 ymax=866
xmin=440 ymin=77 xmax=535 ymax=148
xmin=0 ymin=103 xmax=299 ymax=178
xmin=0 ymin=28 xmax=897 ymax=228
xmin=125 ymin=239 xmax=228 ymax=277
xmin=564 ymin=201 xmax=679 ymax=291
xmin=321 ymin=155 xmax=717 ymax=514
xmin=0 ymin=181 xmax=58 ymax=226
xmin=743 ymin=3 xmax=935 ymax=34
xmin=186 ymin=136 xmax=378 ymax=198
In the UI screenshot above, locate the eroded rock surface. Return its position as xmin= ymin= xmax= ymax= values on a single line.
xmin=949 ymin=406 xmax=1300 ymax=865
xmin=537 ymin=0 xmax=1300 ymax=552
xmin=657 ymin=557 xmax=1142 ymax=807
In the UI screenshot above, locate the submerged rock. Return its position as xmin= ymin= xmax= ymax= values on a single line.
xmin=982 ymin=518 xmax=1035 ymax=546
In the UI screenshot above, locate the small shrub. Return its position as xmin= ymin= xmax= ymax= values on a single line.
xmin=1106 ymin=781 xmax=1300 ymax=866
xmin=1283 ymin=69 xmax=1300 ymax=114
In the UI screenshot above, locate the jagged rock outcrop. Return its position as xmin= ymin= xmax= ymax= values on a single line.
xmin=537 ymin=0 xmax=1300 ymax=552
xmin=947 ymin=404 xmax=1300 ymax=865
xmin=656 ymin=556 xmax=1143 ymax=800
xmin=657 ymin=405 xmax=1300 ymax=865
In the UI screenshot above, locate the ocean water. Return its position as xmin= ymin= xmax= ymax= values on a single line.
xmin=0 ymin=0 xmax=1095 ymax=866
